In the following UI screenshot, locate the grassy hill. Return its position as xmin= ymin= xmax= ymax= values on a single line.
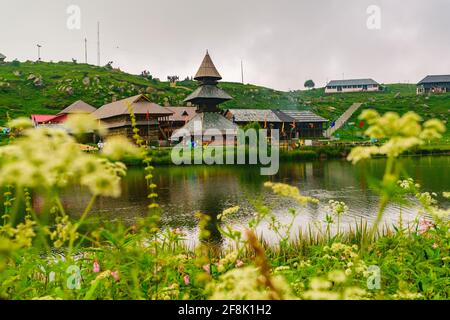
xmin=0 ymin=60 xmax=297 ymax=123
xmin=293 ymin=84 xmax=450 ymax=140
xmin=0 ymin=60 xmax=448 ymax=140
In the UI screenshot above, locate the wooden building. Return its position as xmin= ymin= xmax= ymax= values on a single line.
xmin=163 ymin=106 xmax=197 ymax=137
xmin=417 ymin=75 xmax=450 ymax=94
xmin=277 ymin=110 xmax=328 ymax=139
xmin=224 ymin=109 xmax=328 ymax=139
xmin=325 ymin=79 xmax=380 ymax=93
xmin=171 ymin=52 xmax=238 ymax=143
xmin=31 ymin=100 xmax=96 ymax=128
xmin=92 ymin=94 xmax=173 ymax=144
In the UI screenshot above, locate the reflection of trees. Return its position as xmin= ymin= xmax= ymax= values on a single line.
xmin=55 ymin=157 xmax=449 ymax=234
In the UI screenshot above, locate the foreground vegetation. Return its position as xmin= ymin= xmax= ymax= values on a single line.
xmin=0 ymin=109 xmax=449 ymax=300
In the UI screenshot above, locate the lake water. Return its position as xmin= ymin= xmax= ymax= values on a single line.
xmin=61 ymin=156 xmax=449 ymax=244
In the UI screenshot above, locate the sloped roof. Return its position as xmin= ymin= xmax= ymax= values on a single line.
xmin=171 ymin=112 xmax=238 ymax=140
xmin=226 ymin=109 xmax=282 ymax=122
xmin=326 ymin=79 xmax=379 ymax=87
xmin=280 ymin=110 xmax=328 ymax=123
xmin=0 ymin=53 xmax=5 ymax=59
xmin=418 ymin=75 xmax=450 ymax=85
xmin=92 ymin=94 xmax=173 ymax=120
xmin=184 ymin=85 xmax=233 ymax=103
xmin=57 ymin=100 xmax=96 ymax=115
xmin=194 ymin=51 xmax=222 ymax=80
xmin=31 ymin=114 xmax=67 ymax=124
xmin=166 ymin=106 xmax=198 ymax=122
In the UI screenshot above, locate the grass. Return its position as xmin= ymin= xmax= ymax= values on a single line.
xmin=293 ymin=85 xmax=450 ymax=139
xmin=1 ymin=60 xmax=449 ymax=142
xmin=0 ymin=110 xmax=449 ymax=300
xmin=0 ymin=60 xmax=296 ymax=124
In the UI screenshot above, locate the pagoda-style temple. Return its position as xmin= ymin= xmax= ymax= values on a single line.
xmin=171 ymin=52 xmax=238 ymax=143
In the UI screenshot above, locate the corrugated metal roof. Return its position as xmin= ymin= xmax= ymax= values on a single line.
xmin=326 ymin=79 xmax=379 ymax=87
xmin=418 ymin=75 xmax=450 ymax=84
xmin=226 ymin=109 xmax=328 ymax=123
xmin=194 ymin=51 xmax=222 ymax=80
xmin=226 ymin=109 xmax=282 ymax=122
xmin=57 ymin=100 xmax=96 ymax=115
xmin=92 ymin=94 xmax=173 ymax=120
xmin=280 ymin=110 xmax=329 ymax=123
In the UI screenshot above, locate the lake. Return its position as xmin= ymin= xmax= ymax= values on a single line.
xmin=61 ymin=156 xmax=450 ymax=244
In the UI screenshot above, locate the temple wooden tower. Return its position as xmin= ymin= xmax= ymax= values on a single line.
xmin=184 ymin=51 xmax=232 ymax=111
xmin=171 ymin=51 xmax=238 ymax=142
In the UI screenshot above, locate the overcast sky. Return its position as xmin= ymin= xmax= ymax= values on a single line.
xmin=0 ymin=0 xmax=449 ymax=91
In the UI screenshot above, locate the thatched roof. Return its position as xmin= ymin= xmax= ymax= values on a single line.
xmin=92 ymin=94 xmax=173 ymax=120
xmin=57 ymin=100 xmax=96 ymax=115
xmin=171 ymin=112 xmax=238 ymax=140
xmin=194 ymin=51 xmax=222 ymax=81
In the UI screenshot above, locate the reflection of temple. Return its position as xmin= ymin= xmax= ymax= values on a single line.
xmin=171 ymin=51 xmax=238 ymax=143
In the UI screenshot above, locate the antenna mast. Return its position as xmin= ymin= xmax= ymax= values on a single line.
xmin=84 ymin=38 xmax=88 ymax=64
xmin=97 ymin=21 xmax=100 ymax=66
xmin=241 ymin=60 xmax=244 ymax=84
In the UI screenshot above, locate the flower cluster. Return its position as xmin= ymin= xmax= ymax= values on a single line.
xmin=326 ymin=200 xmax=348 ymax=217
xmin=0 ymin=218 xmax=36 ymax=248
xmin=398 ymin=178 xmax=420 ymax=191
xmin=0 ymin=119 xmax=131 ymax=198
xmin=44 ymin=215 xmax=75 ymax=248
xmin=207 ymin=266 xmax=295 ymax=300
xmin=264 ymin=182 xmax=318 ymax=205
xmin=302 ymin=270 xmax=367 ymax=300
xmin=217 ymin=206 xmax=240 ymax=221
xmin=347 ymin=110 xmax=446 ymax=164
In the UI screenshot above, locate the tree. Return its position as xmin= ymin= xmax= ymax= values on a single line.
xmin=304 ymin=79 xmax=315 ymax=90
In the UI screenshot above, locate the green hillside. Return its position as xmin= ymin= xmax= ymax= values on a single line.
xmin=293 ymin=85 xmax=450 ymax=140
xmin=0 ymin=60 xmax=448 ymax=140
xmin=0 ymin=60 xmax=296 ymax=123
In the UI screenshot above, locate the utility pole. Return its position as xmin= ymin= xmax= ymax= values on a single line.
xmin=84 ymin=38 xmax=88 ymax=64
xmin=97 ymin=21 xmax=100 ymax=66
xmin=37 ymin=44 xmax=42 ymax=61
xmin=241 ymin=60 xmax=244 ymax=84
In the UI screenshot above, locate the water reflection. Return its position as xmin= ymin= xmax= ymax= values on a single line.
xmin=58 ymin=156 xmax=449 ymax=244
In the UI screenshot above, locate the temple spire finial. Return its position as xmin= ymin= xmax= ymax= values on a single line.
xmin=194 ymin=51 xmax=222 ymax=81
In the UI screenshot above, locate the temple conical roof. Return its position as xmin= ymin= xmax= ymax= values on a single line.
xmin=194 ymin=51 xmax=222 ymax=81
